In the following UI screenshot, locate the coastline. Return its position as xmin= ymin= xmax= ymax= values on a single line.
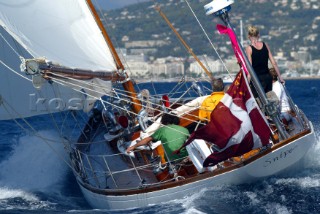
xmin=134 ymin=76 xmax=320 ymax=83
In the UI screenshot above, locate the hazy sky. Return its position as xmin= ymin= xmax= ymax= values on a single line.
xmin=95 ymin=0 xmax=150 ymax=10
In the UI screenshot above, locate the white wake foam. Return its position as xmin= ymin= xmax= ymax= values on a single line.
xmin=0 ymin=187 xmax=38 ymax=201
xmin=275 ymin=176 xmax=320 ymax=188
xmin=303 ymin=129 xmax=320 ymax=168
xmin=0 ymin=130 xmax=69 ymax=192
xmin=0 ymin=187 xmax=55 ymax=210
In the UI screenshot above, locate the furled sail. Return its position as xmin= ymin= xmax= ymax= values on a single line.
xmin=0 ymin=0 xmax=119 ymax=120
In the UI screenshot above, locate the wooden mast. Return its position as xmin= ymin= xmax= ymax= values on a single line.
xmin=86 ymin=0 xmax=142 ymax=114
xmin=155 ymin=6 xmax=214 ymax=81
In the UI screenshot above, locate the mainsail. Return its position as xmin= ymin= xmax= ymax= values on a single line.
xmin=0 ymin=0 xmax=121 ymax=119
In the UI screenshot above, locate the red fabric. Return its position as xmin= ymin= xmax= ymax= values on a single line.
xmin=162 ymin=95 xmax=170 ymax=107
xmin=203 ymin=131 xmax=254 ymax=166
xmin=217 ymin=24 xmax=249 ymax=75
xmin=183 ymin=71 xmax=271 ymax=167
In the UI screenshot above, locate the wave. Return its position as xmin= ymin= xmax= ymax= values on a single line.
xmin=0 ymin=130 xmax=68 ymax=192
xmin=0 ymin=187 xmax=55 ymax=211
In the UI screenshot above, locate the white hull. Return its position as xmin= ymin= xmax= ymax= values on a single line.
xmin=1 ymin=0 xmax=317 ymax=212
xmin=77 ymin=123 xmax=316 ymax=210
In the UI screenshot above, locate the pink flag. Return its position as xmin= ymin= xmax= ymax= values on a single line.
xmin=217 ymin=24 xmax=249 ymax=75
xmin=183 ymin=70 xmax=271 ymax=167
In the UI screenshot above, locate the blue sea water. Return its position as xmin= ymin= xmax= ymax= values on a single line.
xmin=0 ymin=79 xmax=319 ymax=214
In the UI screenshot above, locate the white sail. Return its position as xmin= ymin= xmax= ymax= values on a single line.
xmin=0 ymin=0 xmax=117 ymax=71
xmin=0 ymin=27 xmax=85 ymax=120
xmin=0 ymin=0 xmax=117 ymax=120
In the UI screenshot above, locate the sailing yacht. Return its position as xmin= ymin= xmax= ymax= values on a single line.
xmin=0 ymin=0 xmax=316 ymax=210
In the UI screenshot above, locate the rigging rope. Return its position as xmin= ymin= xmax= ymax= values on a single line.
xmin=0 ymin=32 xmax=22 ymax=58
xmin=183 ymin=0 xmax=233 ymax=79
xmin=0 ymin=59 xmax=31 ymax=82
xmin=50 ymin=75 xmax=207 ymax=127
xmin=39 ymin=73 xmax=206 ymax=138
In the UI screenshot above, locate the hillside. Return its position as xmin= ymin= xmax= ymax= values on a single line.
xmin=102 ymin=0 xmax=319 ymax=61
